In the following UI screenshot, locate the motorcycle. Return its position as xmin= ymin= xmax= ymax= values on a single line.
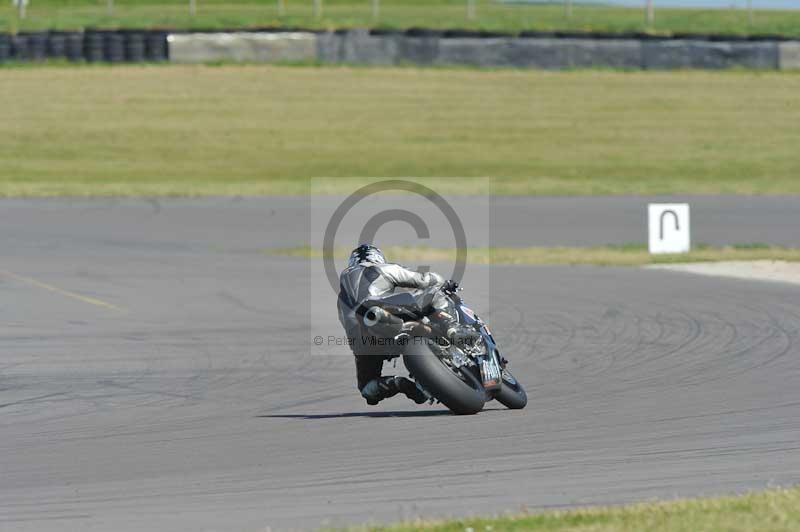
xmin=359 ymin=283 xmax=527 ymax=415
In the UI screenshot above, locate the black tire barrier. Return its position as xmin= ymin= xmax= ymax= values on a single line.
xmin=11 ymin=32 xmax=45 ymax=60
xmin=84 ymin=30 xmax=105 ymax=62
xmin=553 ymin=30 xmax=585 ymax=39
xmin=404 ymin=27 xmax=441 ymax=38
xmin=124 ymin=31 xmax=146 ymax=62
xmin=750 ymin=34 xmax=789 ymax=42
xmin=587 ymin=32 xmax=629 ymax=40
xmin=26 ymin=32 xmax=49 ymax=60
xmin=518 ymin=30 xmax=556 ymax=39
xmin=65 ymin=32 xmax=84 ymax=61
xmin=0 ymin=34 xmax=10 ymax=63
xmin=710 ymin=34 xmax=748 ymax=42
xmin=104 ymin=32 xmax=125 ymax=62
xmin=47 ymin=32 xmax=67 ymax=59
xmin=632 ymin=31 xmax=662 ymax=41
xmin=10 ymin=34 xmax=30 ymax=60
xmin=672 ymin=32 xmax=706 ymax=41
xmin=10 ymin=32 xmax=48 ymax=60
xmin=145 ymin=31 xmax=168 ymax=61
xmin=369 ymin=28 xmax=402 ymax=37
xmin=441 ymin=29 xmax=505 ymax=39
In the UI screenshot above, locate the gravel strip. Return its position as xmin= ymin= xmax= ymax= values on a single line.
xmin=647 ymin=260 xmax=800 ymax=286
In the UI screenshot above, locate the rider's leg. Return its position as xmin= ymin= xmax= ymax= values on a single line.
xmin=355 ymin=354 xmax=383 ymax=404
xmin=392 ymin=376 xmax=428 ymax=404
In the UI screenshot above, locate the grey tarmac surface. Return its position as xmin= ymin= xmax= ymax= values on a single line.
xmin=2 ymin=198 xmax=800 ymax=531
xmin=1 ymin=194 xmax=798 ymax=249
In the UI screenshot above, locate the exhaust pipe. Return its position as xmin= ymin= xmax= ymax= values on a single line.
xmin=363 ymin=306 xmax=402 ymax=328
xmin=363 ymin=306 xmax=387 ymax=327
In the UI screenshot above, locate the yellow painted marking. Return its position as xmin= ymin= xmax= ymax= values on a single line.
xmin=0 ymin=269 xmax=125 ymax=312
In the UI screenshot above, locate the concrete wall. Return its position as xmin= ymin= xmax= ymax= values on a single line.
xmin=168 ymin=32 xmax=316 ymax=63
xmin=779 ymin=41 xmax=800 ymax=70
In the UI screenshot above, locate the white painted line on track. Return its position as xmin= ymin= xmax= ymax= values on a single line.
xmin=0 ymin=268 xmax=126 ymax=312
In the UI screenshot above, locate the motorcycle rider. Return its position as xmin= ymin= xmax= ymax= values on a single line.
xmin=337 ymin=244 xmax=479 ymax=406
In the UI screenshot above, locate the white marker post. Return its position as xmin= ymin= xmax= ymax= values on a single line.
xmin=645 ymin=0 xmax=654 ymax=26
xmin=14 ymin=0 xmax=28 ymax=19
xmin=648 ymin=204 xmax=690 ymax=254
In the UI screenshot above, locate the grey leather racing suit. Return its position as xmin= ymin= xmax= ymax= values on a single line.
xmin=338 ymin=261 xmax=444 ymax=356
xmin=337 ymin=262 xmax=444 ymax=402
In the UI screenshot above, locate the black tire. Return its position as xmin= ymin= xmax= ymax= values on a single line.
xmin=84 ymin=31 xmax=105 ymax=62
xmin=494 ymin=368 xmax=527 ymax=410
xmin=145 ymin=31 xmax=168 ymax=61
xmin=26 ymin=32 xmax=48 ymax=60
xmin=403 ymin=339 xmax=485 ymax=415
xmin=0 ymin=34 xmax=10 ymax=63
xmin=125 ymin=32 xmax=146 ymax=62
xmin=65 ymin=33 xmax=84 ymax=62
xmin=47 ymin=33 xmax=68 ymax=59
xmin=104 ymin=32 xmax=125 ymax=63
xmin=11 ymin=34 xmax=30 ymax=60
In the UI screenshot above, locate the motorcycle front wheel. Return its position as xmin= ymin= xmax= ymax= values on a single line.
xmin=403 ymin=338 xmax=486 ymax=415
xmin=494 ymin=368 xmax=527 ymax=410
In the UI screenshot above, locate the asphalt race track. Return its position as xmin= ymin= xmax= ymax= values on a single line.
xmin=2 ymin=198 xmax=800 ymax=531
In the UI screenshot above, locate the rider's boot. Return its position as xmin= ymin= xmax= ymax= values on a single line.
xmin=361 ymin=376 xmax=427 ymax=405
xmin=395 ymin=377 xmax=429 ymax=404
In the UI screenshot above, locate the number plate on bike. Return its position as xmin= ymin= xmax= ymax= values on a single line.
xmin=479 ymin=354 xmax=502 ymax=390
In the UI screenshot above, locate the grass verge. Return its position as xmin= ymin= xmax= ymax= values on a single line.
xmin=269 ymin=244 xmax=800 ymax=266
xmin=3 ymin=65 xmax=800 ymax=198
xmin=3 ymin=1 xmax=800 ymax=38
xmin=351 ymin=486 xmax=800 ymax=532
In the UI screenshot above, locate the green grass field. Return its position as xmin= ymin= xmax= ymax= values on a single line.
xmin=353 ymin=487 xmax=800 ymax=532
xmin=2 ymin=65 xmax=799 ymax=197
xmin=3 ymin=0 xmax=800 ymax=37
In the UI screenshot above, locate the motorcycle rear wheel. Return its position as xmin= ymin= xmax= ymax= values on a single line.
xmin=403 ymin=339 xmax=486 ymax=415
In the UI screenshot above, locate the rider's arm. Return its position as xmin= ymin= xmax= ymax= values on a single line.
xmin=380 ymin=264 xmax=444 ymax=290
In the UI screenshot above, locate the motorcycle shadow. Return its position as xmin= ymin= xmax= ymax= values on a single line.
xmin=259 ymin=410 xmax=454 ymax=419
xmin=259 ymin=407 xmax=505 ymax=420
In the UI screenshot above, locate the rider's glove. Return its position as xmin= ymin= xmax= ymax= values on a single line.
xmin=443 ymin=279 xmax=460 ymax=293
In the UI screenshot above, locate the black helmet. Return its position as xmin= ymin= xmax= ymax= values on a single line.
xmin=348 ymin=244 xmax=386 ymax=268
